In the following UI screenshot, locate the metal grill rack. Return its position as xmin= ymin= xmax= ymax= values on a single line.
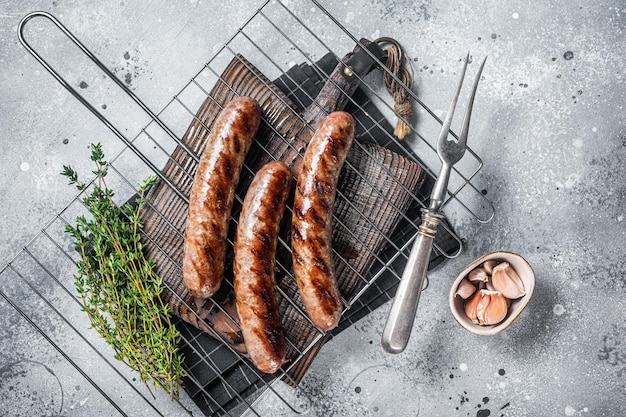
xmin=4 ymin=1 xmax=495 ymax=416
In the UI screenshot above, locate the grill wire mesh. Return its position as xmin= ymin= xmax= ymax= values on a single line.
xmin=4 ymin=1 xmax=494 ymax=416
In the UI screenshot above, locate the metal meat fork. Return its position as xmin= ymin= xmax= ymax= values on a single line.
xmin=382 ymin=53 xmax=487 ymax=354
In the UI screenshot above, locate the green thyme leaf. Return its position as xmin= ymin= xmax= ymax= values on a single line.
xmin=64 ymin=143 xmax=185 ymax=399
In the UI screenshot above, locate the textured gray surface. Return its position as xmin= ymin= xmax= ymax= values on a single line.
xmin=1 ymin=0 xmax=625 ymax=416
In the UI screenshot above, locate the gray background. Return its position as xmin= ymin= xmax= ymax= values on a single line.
xmin=1 ymin=0 xmax=625 ymax=416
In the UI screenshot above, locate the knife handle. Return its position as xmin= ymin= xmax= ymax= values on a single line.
xmin=381 ymin=209 xmax=444 ymax=354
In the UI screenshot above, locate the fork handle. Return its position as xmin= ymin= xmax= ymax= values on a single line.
xmin=381 ymin=209 xmax=444 ymax=354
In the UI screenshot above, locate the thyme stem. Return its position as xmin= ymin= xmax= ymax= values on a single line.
xmin=62 ymin=143 xmax=185 ymax=399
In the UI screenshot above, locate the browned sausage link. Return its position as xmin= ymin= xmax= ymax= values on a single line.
xmin=183 ymin=96 xmax=262 ymax=299
xmin=291 ymin=111 xmax=356 ymax=331
xmin=233 ymin=161 xmax=291 ymax=373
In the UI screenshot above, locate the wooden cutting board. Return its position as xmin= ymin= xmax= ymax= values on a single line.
xmin=139 ymin=50 xmax=425 ymax=386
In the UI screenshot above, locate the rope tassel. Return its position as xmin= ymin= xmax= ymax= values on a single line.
xmin=377 ymin=37 xmax=415 ymax=140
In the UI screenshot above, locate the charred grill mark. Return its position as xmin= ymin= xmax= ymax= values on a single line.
xmin=251 ymin=322 xmax=284 ymax=358
xmin=264 ymin=324 xmax=285 ymax=355
xmin=313 ymin=255 xmax=332 ymax=276
xmin=222 ymin=155 xmax=233 ymax=177
xmin=241 ymin=105 xmax=260 ymax=132
xmin=258 ymin=287 xmax=273 ymax=311
xmin=314 ymin=178 xmax=333 ymax=196
xmin=251 ymin=246 xmax=272 ymax=276
xmin=231 ymin=129 xmax=242 ymax=154
xmin=268 ymin=176 xmax=290 ymax=210
xmin=293 ymin=206 xmax=305 ymax=221
xmin=211 ymin=221 xmax=221 ymax=235
xmin=311 ymin=276 xmax=339 ymax=314
xmin=202 ymin=245 xmax=216 ymax=263
xmin=291 ymin=224 xmax=303 ymax=242
xmin=212 ymin=186 xmax=227 ymax=215
xmin=306 ymin=206 xmax=326 ymax=227
xmin=326 ymin=135 xmax=339 ymax=158
xmin=253 ymin=229 xmax=272 ymax=250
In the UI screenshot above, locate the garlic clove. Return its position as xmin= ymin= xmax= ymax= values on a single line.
xmin=467 ymin=267 xmax=489 ymax=283
xmin=455 ymin=277 xmax=477 ymax=299
xmin=480 ymin=291 xmax=508 ymax=325
xmin=464 ymin=289 xmax=483 ymax=324
xmin=473 ymin=290 xmax=491 ymax=325
xmin=464 ymin=289 xmax=509 ymax=325
xmin=491 ymin=262 xmax=525 ymax=299
xmin=482 ymin=259 xmax=500 ymax=275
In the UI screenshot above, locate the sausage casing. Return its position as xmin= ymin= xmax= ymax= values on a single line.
xmin=291 ymin=111 xmax=356 ymax=331
xmin=233 ymin=161 xmax=291 ymax=373
xmin=183 ymin=96 xmax=261 ymax=299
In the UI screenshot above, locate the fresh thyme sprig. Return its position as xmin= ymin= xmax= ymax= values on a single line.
xmin=62 ymin=143 xmax=185 ymax=399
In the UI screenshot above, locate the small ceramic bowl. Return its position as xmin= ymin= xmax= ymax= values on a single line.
xmin=449 ymin=251 xmax=535 ymax=336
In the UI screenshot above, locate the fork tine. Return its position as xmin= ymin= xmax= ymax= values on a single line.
xmin=457 ymin=55 xmax=487 ymax=148
xmin=436 ymin=52 xmax=470 ymax=147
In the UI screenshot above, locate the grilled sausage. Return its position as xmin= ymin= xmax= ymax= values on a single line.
xmin=233 ymin=161 xmax=291 ymax=373
xmin=291 ymin=111 xmax=356 ymax=331
xmin=183 ymin=96 xmax=262 ymax=299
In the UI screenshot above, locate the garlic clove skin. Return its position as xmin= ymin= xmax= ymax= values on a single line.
xmin=491 ymin=262 xmax=526 ymax=299
xmin=455 ymin=278 xmax=477 ymax=299
xmin=464 ymin=289 xmax=509 ymax=325
xmin=464 ymin=289 xmax=483 ymax=324
xmin=467 ymin=267 xmax=489 ymax=283
xmin=473 ymin=290 xmax=490 ymax=325
xmin=482 ymin=260 xmax=500 ymax=275
xmin=480 ymin=291 xmax=508 ymax=325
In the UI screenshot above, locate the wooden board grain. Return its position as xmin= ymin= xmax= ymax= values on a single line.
xmin=139 ymin=53 xmax=425 ymax=387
